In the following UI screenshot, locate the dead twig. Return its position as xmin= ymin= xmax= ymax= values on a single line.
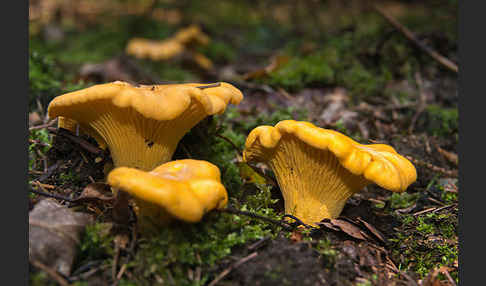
xmin=30 ymin=259 xmax=71 ymax=286
xmin=29 ymin=119 xmax=57 ymax=131
xmin=412 ymin=204 xmax=456 ymax=216
xmin=196 ymin=83 xmax=221 ymax=89
xmin=282 ymin=214 xmax=313 ymax=229
xmin=408 ymin=72 xmax=427 ymax=134
xmin=405 ymin=155 xmax=458 ymax=178
xmin=207 ymin=252 xmax=258 ymax=286
xmin=220 ymin=207 xmax=293 ymax=231
xmin=216 ymin=133 xmax=242 ymax=155
xmin=29 ymin=185 xmax=75 ymax=202
xmin=373 ymin=5 xmax=458 ymax=73
xmin=48 ymin=127 xmax=104 ymax=155
xmin=36 ymin=161 xmax=61 ymax=182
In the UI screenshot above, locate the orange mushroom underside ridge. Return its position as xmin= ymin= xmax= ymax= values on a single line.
xmin=107 ymin=159 xmax=228 ymax=228
xmin=47 ymin=81 xmax=243 ymax=170
xmin=243 ymin=120 xmax=417 ymax=225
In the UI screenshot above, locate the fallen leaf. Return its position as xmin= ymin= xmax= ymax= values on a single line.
xmin=29 ymin=199 xmax=93 ymax=276
xmin=318 ymin=218 xmax=370 ymax=241
xmin=356 ymin=217 xmax=387 ymax=244
xmin=290 ymin=230 xmax=303 ymax=243
xmin=237 ymin=162 xmax=266 ymax=185
xmin=75 ymin=182 xmax=113 ymax=203
xmin=243 ymin=54 xmax=290 ymax=80
xmin=29 ymin=112 xmax=43 ymax=125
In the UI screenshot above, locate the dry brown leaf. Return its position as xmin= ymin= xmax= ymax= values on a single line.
xmin=356 ymin=217 xmax=387 ymax=244
xmin=74 ymin=182 xmax=114 ymax=203
xmin=29 ymin=199 xmax=93 ymax=276
xmin=243 ymin=54 xmax=290 ymax=80
xmin=318 ymin=218 xmax=370 ymax=241
xmin=290 ymin=230 xmax=303 ymax=243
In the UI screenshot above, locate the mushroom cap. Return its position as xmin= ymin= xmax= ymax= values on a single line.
xmin=243 ymin=120 xmax=416 ymax=192
xmin=125 ymin=38 xmax=185 ymax=60
xmin=47 ymin=81 xmax=243 ymax=170
xmin=48 ymin=81 xmax=242 ymax=121
xmin=107 ymin=159 xmax=228 ymax=223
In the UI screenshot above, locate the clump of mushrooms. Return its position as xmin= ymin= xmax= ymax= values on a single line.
xmin=48 ymin=81 xmax=242 ymax=221
xmin=107 ymin=159 xmax=228 ymax=233
xmin=243 ymin=120 xmax=417 ymax=226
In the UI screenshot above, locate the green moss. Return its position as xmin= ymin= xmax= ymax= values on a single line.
xmin=268 ymin=55 xmax=335 ymax=91
xmin=75 ymin=223 xmax=114 ymax=267
xmin=29 ymin=51 xmax=62 ymax=110
xmin=424 ymin=104 xmax=458 ymax=137
xmin=388 ymin=192 xmax=420 ymax=210
xmin=314 ymin=237 xmax=338 ymax=268
xmin=127 ymin=210 xmax=280 ymax=285
xmin=29 ymin=129 xmax=52 ymax=171
xmin=390 ymin=211 xmax=458 ymax=281
xmin=29 ymin=271 xmax=57 ymax=286
xmin=198 ymin=40 xmax=236 ymax=64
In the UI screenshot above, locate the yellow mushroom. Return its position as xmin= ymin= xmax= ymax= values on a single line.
xmin=47 ymin=81 xmax=243 ymax=171
xmin=107 ymin=159 xmax=228 ymax=232
xmin=243 ymin=120 xmax=417 ymax=226
xmin=125 ymin=25 xmax=209 ymax=61
xmin=125 ymin=38 xmax=185 ymax=61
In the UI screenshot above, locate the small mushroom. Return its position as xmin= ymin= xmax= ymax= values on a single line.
xmin=107 ymin=159 xmax=228 ymax=232
xmin=125 ymin=37 xmax=185 ymax=61
xmin=125 ymin=25 xmax=209 ymax=61
xmin=243 ymin=120 xmax=417 ymax=226
xmin=48 ymin=81 xmax=243 ymax=171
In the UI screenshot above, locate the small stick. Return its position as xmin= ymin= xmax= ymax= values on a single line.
xmin=29 ymin=187 xmax=75 ymax=203
xmin=112 ymin=244 xmax=120 ymax=282
xmin=29 ymin=119 xmax=57 ymax=131
xmin=36 ymin=161 xmax=61 ymax=182
xmin=196 ymin=83 xmax=221 ymax=89
xmin=116 ymin=264 xmax=127 ymax=280
xmin=48 ymin=127 xmax=103 ymax=155
xmin=408 ymin=72 xmax=427 ymax=134
xmin=207 ymin=252 xmax=258 ymax=286
xmin=215 ymin=134 xmax=242 ymax=155
xmin=405 ymin=155 xmax=458 ymax=178
xmin=282 ymin=214 xmax=313 ymax=229
xmin=373 ymin=5 xmax=458 ymax=73
xmin=220 ymin=207 xmax=293 ymax=231
xmin=29 ymin=139 xmax=51 ymax=148
xmin=441 ymin=268 xmax=457 ymax=286
xmin=412 ymin=207 xmax=437 ymax=216
xmin=30 ymin=259 xmax=71 ymax=286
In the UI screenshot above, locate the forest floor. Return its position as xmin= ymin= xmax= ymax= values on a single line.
xmin=29 ymin=1 xmax=458 ymax=285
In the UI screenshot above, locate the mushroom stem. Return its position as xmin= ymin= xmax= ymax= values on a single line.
xmin=269 ymin=137 xmax=369 ymax=225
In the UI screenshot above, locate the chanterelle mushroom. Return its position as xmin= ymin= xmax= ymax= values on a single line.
xmin=107 ymin=159 xmax=228 ymax=232
xmin=47 ymin=81 xmax=243 ymax=171
xmin=125 ymin=25 xmax=209 ymax=61
xmin=243 ymin=120 xmax=417 ymax=226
